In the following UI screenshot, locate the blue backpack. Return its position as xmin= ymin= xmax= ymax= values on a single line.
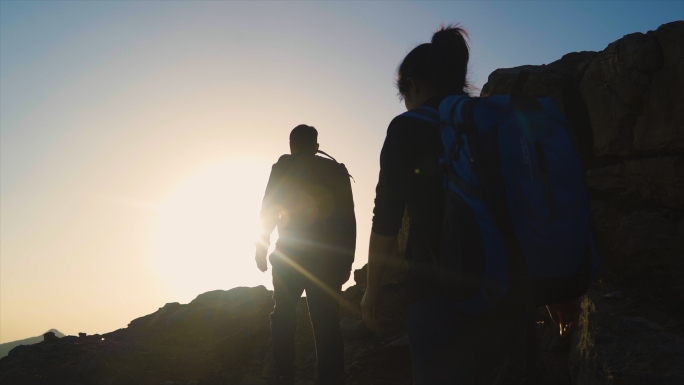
xmin=402 ymin=75 xmax=598 ymax=315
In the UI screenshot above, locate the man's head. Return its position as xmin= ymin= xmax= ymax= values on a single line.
xmin=289 ymin=124 xmax=319 ymax=155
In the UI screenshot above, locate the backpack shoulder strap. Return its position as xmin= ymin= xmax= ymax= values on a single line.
xmin=316 ymin=149 xmax=338 ymax=163
xmin=400 ymin=106 xmax=439 ymax=124
xmin=316 ymin=150 xmax=355 ymax=182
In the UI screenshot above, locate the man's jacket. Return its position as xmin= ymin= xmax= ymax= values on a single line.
xmin=260 ymin=152 xmax=356 ymax=272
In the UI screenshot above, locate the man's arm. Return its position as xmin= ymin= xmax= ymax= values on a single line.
xmin=360 ymin=231 xmax=396 ymax=331
xmin=255 ymin=162 xmax=284 ymax=272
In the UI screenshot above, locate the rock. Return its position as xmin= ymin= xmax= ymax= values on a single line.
xmin=340 ymin=318 xmax=372 ymax=340
xmin=482 ymin=51 xmax=597 ymax=166
xmin=586 ymin=155 xmax=684 ymax=209
xmin=570 ymin=291 xmax=684 ymax=384
xmin=190 ymin=286 xmax=271 ymax=308
xmin=237 ymin=375 xmax=269 ymax=385
xmin=385 ymin=334 xmax=409 ymax=347
xmin=591 ymin=205 xmax=684 ymax=297
xmin=7 ymin=345 xmax=30 ymax=358
xmin=213 ymin=330 xmax=249 ymax=366
xmin=483 ymin=21 xmax=684 ymax=385
xmin=604 ymin=291 xmax=624 ymax=298
xmin=630 ymin=316 xmax=664 ymax=331
xmin=352 ymin=252 xmax=409 ymax=291
xmin=43 ymin=332 xmax=58 ymax=343
xmin=353 ymin=266 xmax=367 ymax=289
xmin=633 ymin=22 xmax=684 ymax=154
xmin=79 ymin=350 xmax=119 ymax=385
xmin=580 ymin=22 xmax=684 ymax=157
xmin=261 ymin=351 xmax=275 ymax=380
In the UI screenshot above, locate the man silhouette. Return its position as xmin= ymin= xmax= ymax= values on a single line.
xmin=256 ymin=124 xmax=356 ymax=385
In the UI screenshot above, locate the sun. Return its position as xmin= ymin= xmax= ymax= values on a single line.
xmin=148 ymin=159 xmax=274 ymax=302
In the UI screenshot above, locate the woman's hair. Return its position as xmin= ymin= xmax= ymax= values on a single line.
xmin=396 ymin=25 xmax=471 ymax=99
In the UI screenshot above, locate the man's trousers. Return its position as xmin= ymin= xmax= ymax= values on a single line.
xmin=270 ymin=260 xmax=344 ymax=385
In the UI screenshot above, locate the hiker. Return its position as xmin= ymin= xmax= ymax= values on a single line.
xmin=361 ymin=25 xmax=595 ymax=384
xmin=256 ymin=124 xmax=356 ymax=385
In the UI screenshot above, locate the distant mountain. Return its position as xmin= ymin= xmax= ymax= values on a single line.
xmin=0 ymin=329 xmax=65 ymax=358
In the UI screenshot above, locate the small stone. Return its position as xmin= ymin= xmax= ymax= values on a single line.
xmin=630 ymin=316 xmax=664 ymax=331
xmin=340 ymin=318 xmax=372 ymax=340
xmin=43 ymin=331 xmax=58 ymax=342
xmin=386 ymin=334 xmax=409 ymax=347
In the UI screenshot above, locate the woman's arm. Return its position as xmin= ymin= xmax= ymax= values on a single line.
xmin=362 ymin=117 xmax=411 ymax=330
xmin=360 ymin=231 xmax=397 ymax=331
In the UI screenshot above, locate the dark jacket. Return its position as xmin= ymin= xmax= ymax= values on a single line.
xmin=260 ymin=152 xmax=356 ymax=273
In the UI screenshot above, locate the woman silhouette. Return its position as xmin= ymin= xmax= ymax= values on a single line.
xmin=360 ymin=25 xmax=527 ymax=384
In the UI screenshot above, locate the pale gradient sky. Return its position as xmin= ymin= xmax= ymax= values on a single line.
xmin=1 ymin=1 xmax=681 ymax=343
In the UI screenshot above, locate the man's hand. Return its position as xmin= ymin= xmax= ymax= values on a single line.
xmin=255 ymin=245 xmax=268 ymax=272
xmin=546 ymin=299 xmax=581 ymax=337
xmin=360 ymin=289 xmax=379 ymax=332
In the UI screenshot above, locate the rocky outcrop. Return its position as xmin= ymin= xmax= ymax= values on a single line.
xmin=0 ymin=274 xmax=412 ymax=385
xmin=580 ymin=24 xmax=684 ymax=157
xmin=570 ymin=288 xmax=684 ymax=385
xmin=483 ymin=20 xmax=684 ymax=384
xmin=482 ymin=51 xmax=598 ymax=165
xmin=0 ymin=329 xmax=65 ymax=358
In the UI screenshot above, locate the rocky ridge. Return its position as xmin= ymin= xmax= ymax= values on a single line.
xmin=0 ymin=330 xmax=65 ymax=359
xmin=0 ymin=264 xmax=412 ymax=385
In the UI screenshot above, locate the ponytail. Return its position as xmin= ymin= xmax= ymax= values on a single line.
xmin=396 ymin=25 xmax=471 ymax=99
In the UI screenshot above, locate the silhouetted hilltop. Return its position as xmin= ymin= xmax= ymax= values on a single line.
xmin=0 ymin=273 xmax=410 ymax=385
xmin=0 ymin=330 xmax=65 ymax=359
xmin=1 ymin=21 xmax=682 ymax=385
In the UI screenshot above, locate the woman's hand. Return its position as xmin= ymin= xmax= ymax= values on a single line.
xmin=360 ymin=289 xmax=379 ymax=332
xmin=361 ymin=231 xmax=397 ymax=333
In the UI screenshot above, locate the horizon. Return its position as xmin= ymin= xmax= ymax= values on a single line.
xmin=1 ymin=1 xmax=681 ymax=343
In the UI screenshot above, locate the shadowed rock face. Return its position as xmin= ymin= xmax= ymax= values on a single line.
xmin=1 ymin=21 xmax=682 ymax=385
xmin=0 ymin=276 xmax=412 ymax=385
xmin=483 ymin=20 xmax=684 ymax=385
xmin=0 ymin=329 xmax=65 ymax=359
xmin=581 ymin=23 xmax=684 ymax=157
xmin=482 ymin=51 xmax=598 ymax=166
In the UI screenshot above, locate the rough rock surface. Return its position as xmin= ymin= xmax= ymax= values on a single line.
xmin=0 ymin=267 xmax=412 ymax=385
xmin=0 ymin=329 xmax=65 ymax=358
xmin=483 ymin=20 xmax=684 ymax=384
xmin=570 ymin=287 xmax=684 ymax=385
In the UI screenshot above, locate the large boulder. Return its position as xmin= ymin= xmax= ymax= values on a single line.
xmin=580 ymin=22 xmax=684 ymax=157
xmin=482 ymin=20 xmax=684 ymax=385
xmin=570 ymin=289 xmax=684 ymax=385
xmin=482 ymin=51 xmax=597 ymax=166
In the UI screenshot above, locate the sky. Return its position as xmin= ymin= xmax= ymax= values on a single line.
xmin=1 ymin=0 xmax=681 ymax=343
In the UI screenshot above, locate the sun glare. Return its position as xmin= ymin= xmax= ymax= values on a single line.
xmin=148 ymin=159 xmax=273 ymax=302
